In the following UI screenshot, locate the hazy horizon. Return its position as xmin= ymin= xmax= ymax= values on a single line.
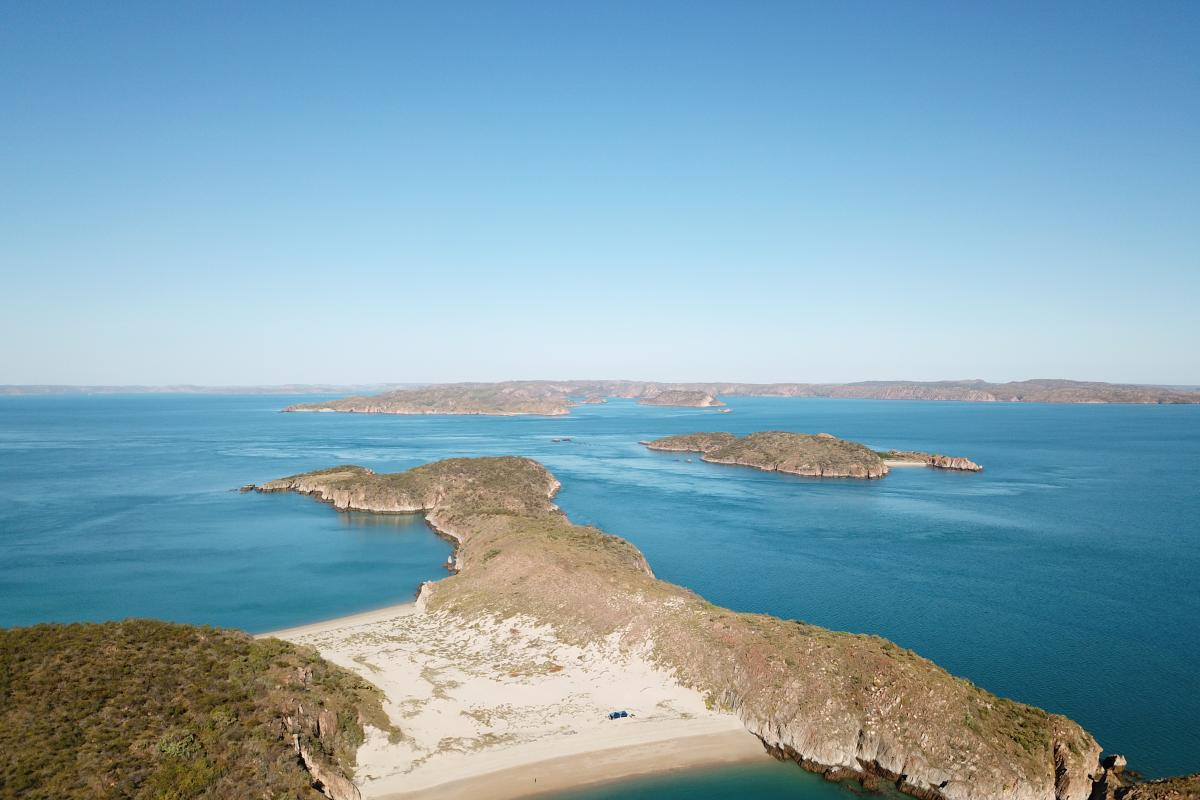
xmin=3 ymin=2 xmax=1197 ymax=385
xmin=2 ymin=375 xmax=1198 ymax=391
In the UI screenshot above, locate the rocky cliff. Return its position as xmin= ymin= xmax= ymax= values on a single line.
xmin=254 ymin=457 xmax=1143 ymax=800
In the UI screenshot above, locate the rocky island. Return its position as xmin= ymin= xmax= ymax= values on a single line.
xmin=644 ymin=431 xmax=979 ymax=478
xmin=245 ymin=456 xmax=1122 ymax=800
xmin=278 ymin=379 xmax=1200 ymax=416
xmin=638 ymin=390 xmax=724 ymax=408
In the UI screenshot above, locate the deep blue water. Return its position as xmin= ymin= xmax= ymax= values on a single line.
xmin=1 ymin=394 xmax=1197 ymax=792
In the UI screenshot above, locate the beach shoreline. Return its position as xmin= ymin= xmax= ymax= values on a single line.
xmin=261 ymin=603 xmax=770 ymax=800
xmin=256 ymin=600 xmax=421 ymax=639
xmin=374 ymin=728 xmax=768 ymax=800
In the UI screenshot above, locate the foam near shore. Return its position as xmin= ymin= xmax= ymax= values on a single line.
xmin=263 ymin=603 xmax=768 ymax=799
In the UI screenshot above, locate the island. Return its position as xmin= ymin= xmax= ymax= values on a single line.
xmin=244 ymin=457 xmax=1108 ymax=800
xmin=642 ymin=431 xmax=982 ymax=477
xmin=274 ymin=378 xmax=1200 ymax=416
xmin=643 ymin=431 xmax=889 ymax=478
xmin=638 ymin=389 xmax=724 ymax=408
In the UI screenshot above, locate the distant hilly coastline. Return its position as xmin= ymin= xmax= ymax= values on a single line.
xmin=4 ymin=378 xmax=1196 ymax=407
xmin=281 ymin=378 xmax=1200 ymax=416
xmin=0 ymin=383 xmax=416 ymax=396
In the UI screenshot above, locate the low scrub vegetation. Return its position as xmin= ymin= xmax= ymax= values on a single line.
xmin=0 ymin=620 xmax=392 ymax=800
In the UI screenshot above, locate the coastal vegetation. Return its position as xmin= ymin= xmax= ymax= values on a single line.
xmin=0 ymin=620 xmax=392 ymax=800
xmin=256 ymin=457 xmax=1108 ymax=800
xmin=280 ymin=379 xmax=1200 ymax=416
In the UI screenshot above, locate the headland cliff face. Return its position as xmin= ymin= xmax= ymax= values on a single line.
xmin=255 ymin=457 xmax=1125 ymax=800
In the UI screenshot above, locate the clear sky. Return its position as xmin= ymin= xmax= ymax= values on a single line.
xmin=1 ymin=1 xmax=1197 ymax=385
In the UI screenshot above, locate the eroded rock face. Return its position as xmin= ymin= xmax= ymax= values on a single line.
xmin=295 ymin=736 xmax=361 ymax=800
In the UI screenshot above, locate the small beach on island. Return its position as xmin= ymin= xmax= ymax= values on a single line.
xmin=263 ymin=601 xmax=769 ymax=799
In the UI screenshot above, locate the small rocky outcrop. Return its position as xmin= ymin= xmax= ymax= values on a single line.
xmin=1090 ymin=760 xmax=1200 ymax=800
xmin=881 ymin=450 xmax=984 ymax=472
xmin=294 ymin=736 xmax=361 ymax=800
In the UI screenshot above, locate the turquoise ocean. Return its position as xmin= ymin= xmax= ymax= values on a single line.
xmin=1 ymin=394 xmax=1197 ymax=796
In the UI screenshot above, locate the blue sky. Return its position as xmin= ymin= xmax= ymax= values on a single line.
xmin=1 ymin=1 xmax=1197 ymax=385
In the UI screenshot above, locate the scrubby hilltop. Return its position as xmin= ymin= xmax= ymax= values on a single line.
xmin=0 ymin=620 xmax=392 ymax=800
xmin=257 ymin=457 xmax=1108 ymax=800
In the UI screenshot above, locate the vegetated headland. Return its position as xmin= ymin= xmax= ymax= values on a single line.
xmin=240 ymin=456 xmax=1195 ymax=800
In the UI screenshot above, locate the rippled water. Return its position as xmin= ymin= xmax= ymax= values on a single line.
xmin=1 ymin=394 xmax=1197 ymax=790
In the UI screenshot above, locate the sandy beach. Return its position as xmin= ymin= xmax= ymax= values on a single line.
xmin=263 ymin=601 xmax=769 ymax=799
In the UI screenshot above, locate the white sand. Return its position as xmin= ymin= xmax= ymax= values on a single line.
xmin=264 ymin=603 xmax=767 ymax=798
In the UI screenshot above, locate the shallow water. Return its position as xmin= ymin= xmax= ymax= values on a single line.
xmin=1 ymin=394 xmax=1197 ymax=788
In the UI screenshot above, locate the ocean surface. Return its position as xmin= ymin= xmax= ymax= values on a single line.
xmin=1 ymin=394 xmax=1197 ymax=795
